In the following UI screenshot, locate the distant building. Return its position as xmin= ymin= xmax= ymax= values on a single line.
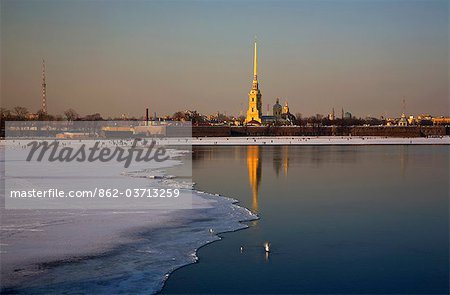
xmin=273 ymin=98 xmax=282 ymax=119
xmin=398 ymin=113 xmax=408 ymax=126
xmin=282 ymin=101 xmax=290 ymax=115
xmin=56 ymin=132 xmax=89 ymax=139
xmin=26 ymin=113 xmax=38 ymax=120
xmin=328 ymin=108 xmax=335 ymax=120
xmin=260 ymin=98 xmax=296 ymax=125
xmin=407 ymin=115 xmax=416 ymax=125
xmin=280 ymin=101 xmax=296 ymax=124
xmin=432 ymin=117 xmax=450 ymax=126
xmin=386 ymin=118 xmax=396 ymax=126
xmin=344 ymin=112 xmax=352 ymax=119
xmin=418 ymin=114 xmax=432 ymax=121
xmin=261 ymin=115 xmax=276 ymax=124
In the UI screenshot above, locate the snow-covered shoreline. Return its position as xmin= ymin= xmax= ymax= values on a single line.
xmin=1 ymin=192 xmax=257 ymax=294
xmin=158 ymin=136 xmax=450 ymax=146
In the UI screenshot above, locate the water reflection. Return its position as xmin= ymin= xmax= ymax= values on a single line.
xmin=273 ymin=146 xmax=289 ymax=177
xmin=246 ymin=146 xmax=261 ymax=212
xmin=247 ymin=146 xmax=290 ymax=212
xmin=400 ymin=145 xmax=409 ymax=178
xmin=165 ymin=146 xmax=449 ymax=294
xmin=194 ymin=145 xmax=415 ymax=216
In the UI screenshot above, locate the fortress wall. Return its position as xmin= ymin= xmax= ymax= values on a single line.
xmin=192 ymin=126 xmax=447 ymax=137
xmin=1 ymin=125 xmax=447 ymax=138
xmin=350 ymin=126 xmax=447 ymax=137
xmin=230 ymin=126 xmax=334 ymax=136
xmin=192 ymin=126 xmax=231 ymax=137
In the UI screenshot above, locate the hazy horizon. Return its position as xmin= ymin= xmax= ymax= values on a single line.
xmin=1 ymin=0 xmax=449 ymax=118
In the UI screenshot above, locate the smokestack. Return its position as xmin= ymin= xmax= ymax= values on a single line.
xmin=146 ymin=108 xmax=149 ymax=126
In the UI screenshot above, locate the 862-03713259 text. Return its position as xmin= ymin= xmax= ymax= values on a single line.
xmin=9 ymin=188 xmax=181 ymax=198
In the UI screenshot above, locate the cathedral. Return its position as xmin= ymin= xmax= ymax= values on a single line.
xmin=245 ymin=40 xmax=295 ymax=126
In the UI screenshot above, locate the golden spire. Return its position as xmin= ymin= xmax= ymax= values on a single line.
xmin=245 ymin=37 xmax=262 ymax=125
xmin=253 ymin=38 xmax=258 ymax=80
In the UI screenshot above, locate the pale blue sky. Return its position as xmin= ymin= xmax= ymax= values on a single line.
xmin=1 ymin=0 xmax=448 ymax=118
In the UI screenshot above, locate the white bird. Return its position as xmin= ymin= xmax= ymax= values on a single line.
xmin=209 ymin=228 xmax=214 ymax=234
xmin=264 ymin=242 xmax=270 ymax=253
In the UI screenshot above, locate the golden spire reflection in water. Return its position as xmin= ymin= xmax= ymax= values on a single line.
xmin=246 ymin=146 xmax=261 ymax=212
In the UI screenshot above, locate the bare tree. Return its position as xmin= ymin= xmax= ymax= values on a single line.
xmin=0 ymin=108 xmax=11 ymax=120
xmin=83 ymin=113 xmax=103 ymax=121
xmin=13 ymin=106 xmax=29 ymax=119
xmin=64 ymin=108 xmax=79 ymax=121
xmin=172 ymin=111 xmax=186 ymax=121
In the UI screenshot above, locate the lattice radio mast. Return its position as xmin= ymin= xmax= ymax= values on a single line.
xmin=41 ymin=59 xmax=47 ymax=113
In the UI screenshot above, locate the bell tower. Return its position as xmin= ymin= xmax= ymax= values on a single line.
xmin=245 ymin=39 xmax=262 ymax=124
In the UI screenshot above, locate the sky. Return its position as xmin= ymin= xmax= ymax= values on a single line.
xmin=1 ymin=0 xmax=449 ymax=118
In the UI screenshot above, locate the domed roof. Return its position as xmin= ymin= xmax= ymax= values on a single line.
xmin=273 ymin=98 xmax=282 ymax=107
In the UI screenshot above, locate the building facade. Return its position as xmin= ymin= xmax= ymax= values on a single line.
xmin=273 ymin=98 xmax=282 ymax=119
xmin=398 ymin=113 xmax=408 ymax=126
